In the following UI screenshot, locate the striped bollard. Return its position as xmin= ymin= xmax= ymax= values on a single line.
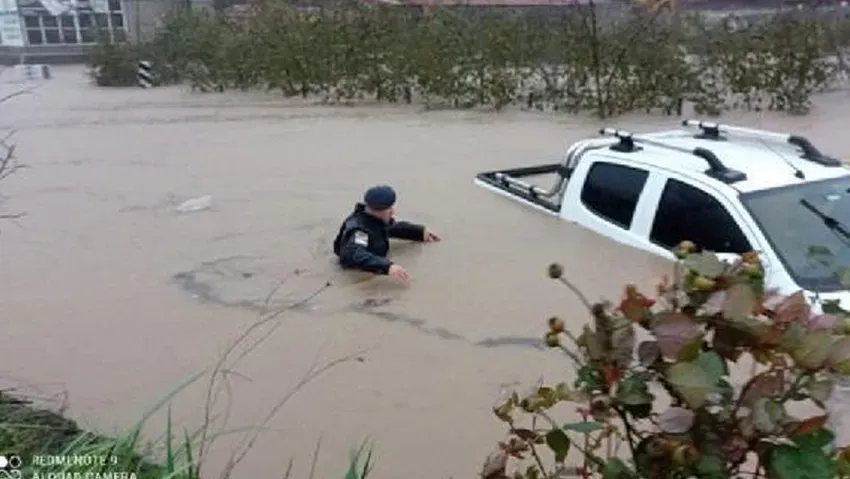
xmin=137 ymin=60 xmax=154 ymax=88
xmin=13 ymin=63 xmax=51 ymax=81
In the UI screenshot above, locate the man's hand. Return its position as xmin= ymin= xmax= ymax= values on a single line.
xmin=388 ymin=264 xmax=410 ymax=285
xmin=423 ymin=228 xmax=441 ymax=243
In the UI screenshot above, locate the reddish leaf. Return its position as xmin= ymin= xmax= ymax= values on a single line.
xmin=769 ymin=291 xmax=811 ymax=325
xmin=792 ymin=415 xmax=828 ymax=437
xmin=620 ymin=286 xmax=654 ymax=323
xmin=602 ymin=365 xmax=623 ymax=387
xmin=759 ymin=324 xmax=786 ymax=346
xmin=637 ymin=341 xmax=661 ymax=366
xmin=712 ymin=323 xmax=745 ymax=361
xmin=739 ymin=372 xmax=783 ymax=408
xmin=807 ymin=314 xmax=839 ymax=332
xmin=651 ymin=312 xmax=701 ymax=359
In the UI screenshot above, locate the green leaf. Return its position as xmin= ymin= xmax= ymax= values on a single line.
xmin=697 ymin=350 xmax=727 ymax=380
xmin=771 ymin=442 xmax=835 ymax=479
xmin=602 ymin=458 xmax=635 ymax=479
xmin=562 ymin=421 xmax=605 ymax=434
xmin=677 ymin=336 xmax=703 ymax=362
xmin=667 ymin=361 xmax=718 ymax=408
xmin=808 ymin=378 xmax=834 ymax=404
xmin=545 ymin=428 xmax=570 ymax=463
xmin=781 ymin=323 xmax=809 ymax=352
xmin=575 ymin=364 xmax=604 ymax=392
xmin=616 ymin=374 xmax=654 ymax=406
xmin=716 ymin=378 xmax=735 ymax=403
xmin=838 ymin=453 xmax=850 ymax=477
xmin=723 ymin=283 xmax=757 ymax=321
xmin=694 ymin=454 xmax=727 ymax=479
xmin=684 ymin=251 xmax=726 ymax=277
xmin=753 ymin=397 xmax=785 ymax=434
xmin=553 ymin=382 xmax=572 ymax=401
xmin=790 ymin=331 xmax=835 ymax=370
xmin=794 ymin=428 xmax=835 ymax=450
xmin=828 ymin=337 xmax=850 ymax=374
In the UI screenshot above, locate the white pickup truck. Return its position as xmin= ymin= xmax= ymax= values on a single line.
xmin=474 ymin=120 xmax=850 ymax=311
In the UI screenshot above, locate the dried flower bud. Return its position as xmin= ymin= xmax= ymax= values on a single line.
xmin=741 ymin=251 xmax=760 ymax=265
xmin=547 ymin=263 xmax=564 ymax=279
xmin=548 ymin=316 xmax=565 ymax=334
xmin=692 ymin=276 xmax=717 ymax=291
xmin=590 ymin=395 xmax=612 ymax=419
xmin=672 ymin=444 xmax=699 ymax=466
xmin=644 ymin=436 xmax=668 ymax=458
xmin=675 ymin=240 xmax=696 ymax=258
xmin=743 ymin=262 xmax=764 ymax=280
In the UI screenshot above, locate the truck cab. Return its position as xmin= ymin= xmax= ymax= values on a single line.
xmin=474 ymin=120 xmax=850 ymax=310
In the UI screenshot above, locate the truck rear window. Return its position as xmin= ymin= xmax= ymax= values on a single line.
xmin=650 ymin=179 xmax=752 ymax=254
xmin=580 ymin=162 xmax=649 ymax=230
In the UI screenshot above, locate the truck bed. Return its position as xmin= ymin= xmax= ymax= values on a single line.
xmin=475 ymin=162 xmax=571 ymax=213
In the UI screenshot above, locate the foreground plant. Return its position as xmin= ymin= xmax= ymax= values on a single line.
xmin=484 ymin=241 xmax=850 ymax=478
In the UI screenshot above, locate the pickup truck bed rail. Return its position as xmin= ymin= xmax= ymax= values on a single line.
xmin=475 ymin=162 xmax=570 ymax=212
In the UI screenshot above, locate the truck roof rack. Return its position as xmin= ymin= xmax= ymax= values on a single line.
xmin=599 ymin=128 xmax=748 ymax=184
xmin=682 ymin=119 xmax=842 ymax=167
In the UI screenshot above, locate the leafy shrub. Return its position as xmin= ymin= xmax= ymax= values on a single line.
xmin=90 ymin=6 xmax=850 ymax=117
xmin=87 ymin=39 xmax=146 ymax=87
xmin=483 ymin=241 xmax=850 ymax=479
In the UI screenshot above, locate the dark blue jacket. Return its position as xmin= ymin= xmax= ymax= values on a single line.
xmin=333 ymin=203 xmax=426 ymax=274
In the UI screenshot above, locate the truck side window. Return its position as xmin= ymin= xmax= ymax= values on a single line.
xmin=580 ymin=162 xmax=649 ymax=229
xmin=650 ymin=179 xmax=752 ymax=253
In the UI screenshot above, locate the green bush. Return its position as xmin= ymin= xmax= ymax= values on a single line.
xmin=88 ymin=5 xmax=850 ymax=117
xmin=87 ymin=39 xmax=145 ymax=87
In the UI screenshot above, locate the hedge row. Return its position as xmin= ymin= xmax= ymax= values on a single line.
xmin=88 ymin=3 xmax=850 ymax=117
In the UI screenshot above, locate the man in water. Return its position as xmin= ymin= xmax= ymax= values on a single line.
xmin=333 ymin=185 xmax=440 ymax=284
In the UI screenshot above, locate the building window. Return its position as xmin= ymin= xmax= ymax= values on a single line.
xmin=18 ymin=2 xmax=128 ymax=46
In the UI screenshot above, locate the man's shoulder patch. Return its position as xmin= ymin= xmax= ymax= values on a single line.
xmin=353 ymin=230 xmax=370 ymax=247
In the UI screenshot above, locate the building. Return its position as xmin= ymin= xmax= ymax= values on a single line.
xmin=0 ymin=0 xmax=195 ymax=65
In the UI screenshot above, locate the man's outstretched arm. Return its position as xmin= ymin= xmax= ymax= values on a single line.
xmin=339 ymin=229 xmax=393 ymax=274
xmin=387 ymin=220 xmax=426 ymax=241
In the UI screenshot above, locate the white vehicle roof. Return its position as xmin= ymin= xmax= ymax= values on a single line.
xmin=585 ymin=127 xmax=850 ymax=194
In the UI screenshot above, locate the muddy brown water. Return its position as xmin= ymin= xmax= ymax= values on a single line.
xmin=0 ymin=66 xmax=848 ymax=478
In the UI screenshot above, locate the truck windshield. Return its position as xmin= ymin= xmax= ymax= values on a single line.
xmin=741 ymin=175 xmax=850 ymax=293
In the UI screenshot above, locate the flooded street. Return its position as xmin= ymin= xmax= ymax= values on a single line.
xmin=0 ymin=66 xmax=848 ymax=478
